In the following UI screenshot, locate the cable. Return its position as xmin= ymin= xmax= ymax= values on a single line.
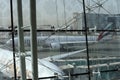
xmin=0 ymin=60 xmax=13 ymax=71
xmin=63 ymin=0 xmax=67 ymax=27
xmin=116 ymin=0 xmax=120 ymax=14
xmin=55 ymin=0 xmax=59 ymax=27
xmin=91 ymin=0 xmax=112 ymax=15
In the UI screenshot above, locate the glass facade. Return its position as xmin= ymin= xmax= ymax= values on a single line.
xmin=0 ymin=0 xmax=120 ymax=80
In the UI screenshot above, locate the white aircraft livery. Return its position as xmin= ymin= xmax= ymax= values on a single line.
xmin=5 ymin=29 xmax=113 ymax=51
xmin=0 ymin=48 xmax=86 ymax=80
xmin=5 ymin=22 xmax=114 ymax=51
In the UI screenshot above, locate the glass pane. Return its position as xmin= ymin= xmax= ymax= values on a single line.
xmin=1 ymin=0 xmax=120 ymax=80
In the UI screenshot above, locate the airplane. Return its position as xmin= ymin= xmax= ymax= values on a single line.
xmin=5 ymin=35 xmax=97 ymax=51
xmin=0 ymin=47 xmax=86 ymax=80
xmin=5 ymin=20 xmax=116 ymax=52
xmin=0 ymin=23 xmax=116 ymax=79
xmin=5 ymin=27 xmax=113 ymax=52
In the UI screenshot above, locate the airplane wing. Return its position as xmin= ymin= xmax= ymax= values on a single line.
xmin=0 ymin=48 xmax=15 ymax=78
xmin=0 ymin=48 xmax=64 ymax=79
xmin=43 ymin=48 xmax=86 ymax=61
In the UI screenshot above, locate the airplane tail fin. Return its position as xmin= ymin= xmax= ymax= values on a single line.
xmin=97 ymin=22 xmax=114 ymax=41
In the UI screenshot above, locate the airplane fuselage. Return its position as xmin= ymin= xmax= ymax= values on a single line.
xmin=6 ymin=35 xmax=98 ymax=51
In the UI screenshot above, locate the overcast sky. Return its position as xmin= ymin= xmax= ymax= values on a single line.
xmin=0 ymin=0 xmax=120 ymax=27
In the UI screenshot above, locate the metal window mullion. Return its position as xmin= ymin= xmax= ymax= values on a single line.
xmin=82 ymin=0 xmax=91 ymax=80
xmin=10 ymin=0 xmax=17 ymax=79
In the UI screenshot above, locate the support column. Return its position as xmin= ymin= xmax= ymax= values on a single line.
xmin=30 ymin=0 xmax=38 ymax=80
xmin=17 ymin=0 xmax=26 ymax=80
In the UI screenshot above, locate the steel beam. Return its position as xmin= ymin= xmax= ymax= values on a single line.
xmin=30 ymin=0 xmax=38 ymax=80
xmin=17 ymin=0 xmax=26 ymax=80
